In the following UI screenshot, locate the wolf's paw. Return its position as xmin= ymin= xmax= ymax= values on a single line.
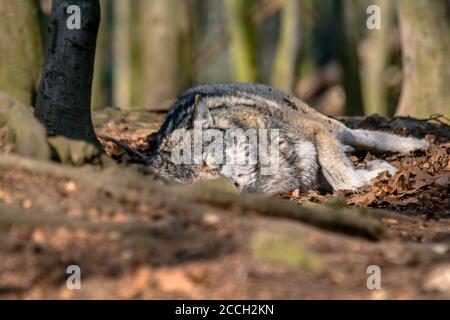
xmin=400 ymin=138 xmax=430 ymax=153
xmin=364 ymin=159 xmax=399 ymax=180
xmin=412 ymin=139 xmax=430 ymax=151
xmin=333 ymin=174 xmax=368 ymax=191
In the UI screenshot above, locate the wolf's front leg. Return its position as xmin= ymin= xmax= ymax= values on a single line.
xmin=312 ymin=125 xmax=368 ymax=191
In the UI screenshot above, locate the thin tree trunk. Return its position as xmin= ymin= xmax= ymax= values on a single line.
xmin=92 ymin=0 xmax=110 ymax=110
xmin=35 ymin=0 xmax=101 ymax=146
xmin=224 ymin=0 xmax=259 ymax=83
xmin=0 ymin=0 xmax=43 ymax=105
xmin=336 ymin=0 xmax=365 ymax=116
xmin=396 ymin=0 xmax=450 ymax=118
xmin=272 ymin=0 xmax=302 ymax=93
xmin=361 ymin=0 xmax=395 ymax=117
xmin=130 ymin=1 xmax=142 ymax=108
xmin=140 ymin=0 xmax=193 ymax=110
xmin=112 ymin=0 xmax=132 ymax=109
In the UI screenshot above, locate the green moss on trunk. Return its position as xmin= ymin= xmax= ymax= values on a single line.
xmin=224 ymin=0 xmax=259 ymax=83
xmin=0 ymin=0 xmax=43 ymax=105
xmin=396 ymin=0 xmax=450 ymax=118
xmin=272 ymin=0 xmax=302 ymax=93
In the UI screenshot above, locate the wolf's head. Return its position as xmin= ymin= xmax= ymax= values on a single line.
xmin=146 ymin=95 xmax=276 ymax=191
xmin=146 ymin=95 xmax=226 ymax=184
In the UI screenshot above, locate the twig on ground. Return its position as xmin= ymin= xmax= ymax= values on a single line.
xmin=97 ymin=133 xmax=150 ymax=161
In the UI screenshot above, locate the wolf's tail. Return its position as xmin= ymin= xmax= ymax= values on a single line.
xmin=297 ymin=104 xmax=430 ymax=154
xmin=341 ymin=129 xmax=429 ymax=154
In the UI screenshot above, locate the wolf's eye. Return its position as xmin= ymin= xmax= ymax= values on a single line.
xmin=233 ymin=181 xmax=241 ymax=189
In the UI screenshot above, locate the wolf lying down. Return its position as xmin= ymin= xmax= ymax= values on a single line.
xmin=146 ymin=83 xmax=429 ymax=194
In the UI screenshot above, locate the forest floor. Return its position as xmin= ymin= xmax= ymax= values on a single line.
xmin=0 ymin=110 xmax=449 ymax=299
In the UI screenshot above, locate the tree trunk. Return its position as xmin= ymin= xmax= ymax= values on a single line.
xmin=0 ymin=92 xmax=50 ymax=160
xmin=336 ymin=0 xmax=365 ymax=116
xmin=35 ymin=0 xmax=101 ymax=146
xmin=139 ymin=0 xmax=193 ymax=110
xmin=112 ymin=0 xmax=132 ymax=109
xmin=224 ymin=0 xmax=259 ymax=83
xmin=271 ymin=0 xmax=302 ymax=93
xmin=92 ymin=0 xmax=111 ymax=110
xmin=0 ymin=0 xmax=43 ymax=105
xmin=396 ymin=0 xmax=450 ymax=118
xmin=361 ymin=0 xmax=395 ymax=117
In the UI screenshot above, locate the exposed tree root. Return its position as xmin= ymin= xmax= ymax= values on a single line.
xmin=0 ymin=154 xmax=391 ymax=241
xmin=168 ymin=179 xmax=391 ymax=241
xmin=0 ymin=203 xmax=174 ymax=239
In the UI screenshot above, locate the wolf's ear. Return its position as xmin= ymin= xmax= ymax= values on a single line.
xmin=192 ymin=95 xmax=213 ymax=128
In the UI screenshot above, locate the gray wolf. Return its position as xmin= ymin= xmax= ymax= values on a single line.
xmin=146 ymin=83 xmax=429 ymax=194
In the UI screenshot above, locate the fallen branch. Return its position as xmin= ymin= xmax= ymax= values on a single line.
xmin=97 ymin=133 xmax=149 ymax=161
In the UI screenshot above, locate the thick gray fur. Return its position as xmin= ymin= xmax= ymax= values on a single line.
xmin=147 ymin=83 xmax=429 ymax=194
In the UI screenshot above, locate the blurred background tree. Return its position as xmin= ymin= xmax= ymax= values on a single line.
xmin=0 ymin=0 xmax=43 ymax=105
xmin=360 ymin=0 xmax=395 ymax=117
xmin=271 ymin=0 xmax=302 ymax=92
xmin=139 ymin=0 xmax=194 ymax=110
xmin=336 ymin=0 xmax=365 ymax=116
xmin=396 ymin=0 xmax=450 ymax=118
xmin=224 ymin=0 xmax=260 ymax=83
xmin=92 ymin=0 xmax=111 ymax=110
xmin=1 ymin=0 xmax=449 ymax=118
xmin=112 ymin=0 xmax=132 ymax=109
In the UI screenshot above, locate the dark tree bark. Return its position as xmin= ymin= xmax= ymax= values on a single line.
xmin=35 ymin=0 xmax=101 ymax=146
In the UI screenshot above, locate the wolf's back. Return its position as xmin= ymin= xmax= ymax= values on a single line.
xmin=156 ymin=83 xmax=429 ymax=154
xmin=156 ymin=83 xmax=297 ymax=145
